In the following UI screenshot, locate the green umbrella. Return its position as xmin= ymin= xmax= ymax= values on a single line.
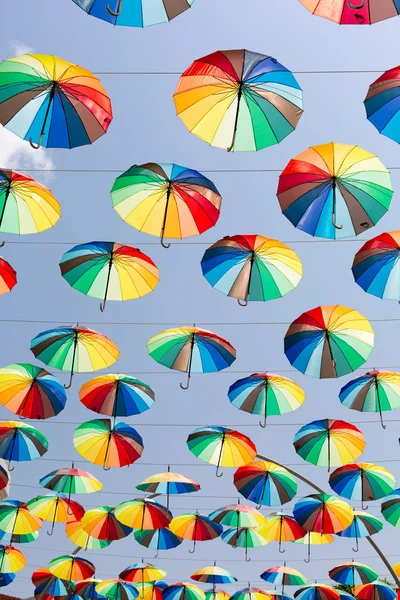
xmin=221 ymin=526 xmax=268 ymax=562
xmin=381 ymin=489 xmax=400 ymax=527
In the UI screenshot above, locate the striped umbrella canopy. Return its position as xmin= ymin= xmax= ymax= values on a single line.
xmin=169 ymin=513 xmax=223 ymax=553
xmin=27 ymin=493 xmax=84 ymax=535
xmin=111 ymin=163 xmax=221 ymax=249
xmin=339 ymin=370 xmax=400 ymax=429
xmin=81 ymin=506 xmax=132 ymax=541
xmin=114 ymin=498 xmax=172 ymax=531
xmin=48 ymin=555 xmax=95 ymax=582
xmin=191 ymin=565 xmax=237 ymax=586
xmin=294 ymin=586 xmax=339 ymax=600
xmin=65 ymin=519 xmax=112 ymax=551
xmin=284 ymin=305 xmax=374 ymax=378
xmin=228 ymin=373 xmax=305 ymax=427
xmin=0 ymin=466 xmax=8 ymax=494
xmin=234 ymin=460 xmax=298 ymax=507
xmin=79 ymin=374 xmax=155 ymax=417
xmin=73 ymin=419 xmax=144 ymax=470
xmin=187 ymin=426 xmax=257 ymax=477
xmin=329 ymin=562 xmax=378 ymax=587
xmin=221 ymin=527 xmax=268 ymax=562
xmin=277 ymin=143 xmax=393 ymax=239
xmin=260 ymin=566 xmax=307 ymax=591
xmin=75 ymin=580 xmax=105 ymax=600
xmin=298 ymin=1 xmax=400 ymax=24
xmin=336 ymin=510 xmax=383 ymax=551
xmin=0 ymin=54 xmax=112 ymax=149
xmin=394 ymin=564 xmax=400 ymax=576
xmin=136 ymin=467 xmax=200 ymax=509
xmin=354 ymin=584 xmax=396 ymax=600
xmin=0 ymin=500 xmax=42 ymax=535
xmin=205 ymin=590 xmax=230 ymax=600
xmin=163 ymin=583 xmax=205 ymax=600
xmin=0 ymin=545 xmax=25 ymax=573
xmin=40 ymin=465 xmax=102 ymax=498
xmin=200 ymin=235 xmax=302 ymax=306
xmin=293 ymin=494 xmax=353 ymax=534
xmin=257 ymin=513 xmax=306 ymax=553
xmin=32 ymin=568 xmax=73 ymax=598
xmin=96 ymin=580 xmax=139 ymax=600
xmin=134 ymin=582 xmax=168 ymax=600
xmin=264 ymin=592 xmax=292 ymax=600
xmin=338 ymin=593 xmax=356 ymax=600
xmin=134 ymin=528 xmax=183 ymax=556
xmin=230 ymin=587 xmax=271 ymax=600
xmin=365 ymin=67 xmax=400 ymax=142
xmin=0 ymin=528 xmax=38 ymax=545
xmin=31 ymin=325 xmax=120 ymax=389
xmin=148 ymin=327 xmax=236 ymax=390
xmin=0 ymin=363 xmax=67 ymax=420
xmin=293 ymin=532 xmax=334 ymax=563
xmin=329 ymin=463 xmax=396 ymax=507
xmin=293 ymin=419 xmax=365 ymax=470
xmin=59 ymin=242 xmax=159 ymax=312
xmin=209 ymin=503 xmax=266 ymax=529
xmin=0 ymin=573 xmax=14 ymax=588
xmin=0 ymin=258 xmax=16 ymax=296
xmin=174 ymin=49 xmax=303 ymax=152
xmin=0 ymin=421 xmax=48 ymax=469
xmin=381 ymin=488 xmax=400 ymax=526
xmin=120 ymin=564 xmax=167 ymax=594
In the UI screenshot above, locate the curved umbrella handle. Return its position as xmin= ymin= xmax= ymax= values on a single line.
xmin=352 ymin=538 xmax=359 ymax=552
xmin=100 ymin=301 xmax=106 ymax=312
xmin=259 ymin=416 xmax=267 ymax=429
xmin=347 ymin=0 xmax=366 ymax=8
xmin=160 ymin=236 xmax=171 ymax=249
xmin=189 ymin=540 xmax=196 ymax=553
xmin=362 ymin=501 xmax=369 ymax=510
xmin=106 ymin=0 xmax=122 ymax=16
xmin=29 ymin=134 xmax=43 ymax=150
xmin=180 ymin=373 xmax=191 ymax=390
xmin=7 ymin=461 xmax=14 ymax=472
xmin=237 ymin=298 xmax=248 ymax=307
xmin=0 ymin=242 xmax=5 ymax=248
xmin=332 ymin=211 xmax=343 ymax=230
xmin=103 ymin=464 xmax=111 ymax=471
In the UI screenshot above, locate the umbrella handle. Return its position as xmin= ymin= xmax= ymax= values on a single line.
xmin=259 ymin=416 xmax=267 ymax=428
xmin=106 ymin=0 xmax=122 ymax=15
xmin=331 ymin=211 xmax=343 ymax=230
xmin=29 ymin=135 xmax=43 ymax=150
xmin=216 ymin=464 xmax=223 ymax=477
xmin=237 ymin=298 xmax=248 ymax=307
xmin=7 ymin=462 xmax=14 ymax=472
xmin=352 ymin=539 xmax=359 ymax=552
xmin=189 ymin=540 xmax=196 ymax=553
xmin=0 ymin=242 xmax=5 ymax=248
xmin=347 ymin=0 xmax=365 ymax=8
xmin=160 ymin=236 xmax=171 ymax=249
xmin=180 ymin=373 xmax=191 ymax=390
xmin=103 ymin=464 xmax=111 ymax=471
xmin=100 ymin=301 xmax=106 ymax=312
xmin=362 ymin=501 xmax=369 ymax=510
xmin=279 ymin=546 xmax=286 ymax=553
xmin=154 ymin=550 xmax=159 ymax=558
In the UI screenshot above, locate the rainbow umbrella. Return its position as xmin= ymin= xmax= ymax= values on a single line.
xmin=27 ymin=493 xmax=84 ymax=535
xmin=169 ymin=512 xmax=223 ymax=553
xmin=134 ymin=528 xmax=182 ymax=557
xmin=221 ymin=526 xmax=268 ymax=561
xmin=79 ymin=374 xmax=155 ymax=418
xmin=111 ymin=163 xmax=221 ymax=249
xmin=191 ymin=564 xmax=237 ymax=587
xmin=134 ymin=582 xmax=167 ymax=600
xmin=230 ymin=587 xmax=270 ymax=600
xmin=163 ymin=583 xmax=205 ymax=600
xmin=277 ymin=143 xmax=393 ymax=239
xmin=136 ymin=467 xmax=200 ymax=508
xmin=0 ymin=573 xmax=14 ymax=588
xmin=48 ymin=555 xmax=95 ymax=582
xmin=0 ymin=363 xmax=67 ymax=420
xmin=65 ymin=519 xmax=112 ymax=550
xmin=96 ymin=580 xmax=139 ymax=600
xmin=0 ymin=421 xmax=48 ymax=469
xmin=284 ymin=306 xmax=374 ymax=378
xmin=293 ymin=532 xmax=334 ymax=563
xmin=329 ymin=463 xmax=396 ymax=508
xmin=0 ymin=54 xmax=112 ymax=149
xmin=73 ymin=419 xmax=144 ymax=469
xmin=0 ymin=466 xmax=8 ymax=494
xmin=31 ymin=325 xmax=120 ymax=389
xmin=228 ymin=373 xmax=305 ymax=428
xmin=205 ymin=590 xmax=230 ymax=600
xmin=298 ymin=1 xmax=400 ymax=24
xmin=209 ymin=504 xmax=266 ymax=529
xmin=339 ymin=370 xmax=400 ymax=429
xmin=257 ymin=513 xmax=306 ymax=553
xmin=0 ymin=528 xmax=38 ymax=545
xmin=0 ymin=500 xmax=42 ymax=535
xmin=336 ymin=510 xmax=383 ymax=551
xmin=293 ymin=494 xmax=353 ymax=534
xmin=260 ymin=565 xmax=307 ymax=592
xmin=81 ymin=506 xmax=132 ymax=540
xmin=0 ymin=258 xmax=16 ymax=295
xmin=0 ymin=545 xmax=25 ymax=573
xmin=338 ymin=593 xmax=356 ymax=600
xmin=234 ymin=461 xmax=298 ymax=507
xmin=32 ymin=568 xmax=73 ymax=598
xmin=354 ymin=584 xmax=396 ymax=600
xmin=119 ymin=563 xmax=166 ymax=594
xmin=329 ymin=562 xmax=378 ymax=587
xmin=265 ymin=592 xmax=292 ymax=600
xmin=60 ymin=242 xmax=159 ymax=312
xmin=365 ymin=67 xmax=400 ymax=142
xmin=148 ymin=327 xmax=236 ymax=390
xmin=293 ymin=419 xmax=365 ymax=471
xmin=187 ymin=426 xmax=257 ymax=477
xmin=75 ymin=580 xmax=105 ymax=600
xmin=394 ymin=563 xmax=400 ymax=576
xmin=114 ymin=498 xmax=172 ymax=530
xmin=40 ymin=465 xmax=102 ymax=508
xmin=381 ymin=488 xmax=400 ymax=527
xmin=174 ymin=49 xmax=303 ymax=152
xmin=294 ymin=585 xmax=339 ymax=600
xmin=201 ymin=235 xmax=302 ymax=306
xmin=72 ymin=0 xmax=194 ymax=27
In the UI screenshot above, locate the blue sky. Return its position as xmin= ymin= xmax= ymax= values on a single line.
xmin=1 ymin=0 xmax=400 ymax=597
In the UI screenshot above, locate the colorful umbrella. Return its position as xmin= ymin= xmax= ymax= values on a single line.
xmin=81 ymin=506 xmax=132 ymax=540
xmin=148 ymin=327 xmax=236 ymax=389
xmin=297 ymin=1 xmax=400 ymax=24
xmin=73 ymin=419 xmax=144 ymax=469
xmin=339 ymin=370 xmax=400 ymax=429
xmin=277 ymin=143 xmax=393 ymax=239
xmin=265 ymin=592 xmax=292 ymax=600
xmin=257 ymin=513 xmax=306 ymax=553
xmin=0 ymin=528 xmax=38 ymax=544
xmin=0 ymin=421 xmax=48 ymax=469
xmin=191 ymin=565 xmax=237 ymax=586
xmin=0 ymin=545 xmax=25 ymax=573
xmin=32 ymin=568 xmax=73 ymax=598
xmin=329 ymin=562 xmax=378 ymax=587
xmin=201 ymin=235 xmax=302 ymax=306
xmin=136 ymin=467 xmax=200 ymax=508
xmin=336 ymin=510 xmax=383 ymax=551
xmin=174 ymin=49 xmax=303 ymax=152
xmin=338 ymin=593 xmax=356 ymax=600
xmin=221 ymin=526 xmax=268 ymax=562
xmin=48 ymin=555 xmax=95 ymax=582
xmin=0 ymin=573 xmax=14 ymax=588
xmin=96 ymin=580 xmax=139 ymax=600
xmin=134 ymin=528 xmax=183 ymax=557
xmin=228 ymin=373 xmax=305 ymax=427
xmin=293 ymin=532 xmax=334 ymax=563
xmin=163 ymin=583 xmax=205 ymax=600
xmin=169 ymin=513 xmax=223 ymax=553
xmin=234 ymin=461 xmax=298 ymax=507
xmin=284 ymin=305 xmax=374 ymax=378
xmin=111 ymin=163 xmax=221 ymax=249
xmin=205 ymin=590 xmax=230 ymax=600
xmin=329 ymin=463 xmax=396 ymax=508
xmin=71 ymin=0 xmax=194 ymax=27
xmin=40 ymin=465 xmax=102 ymax=508
xmin=293 ymin=419 xmax=365 ymax=470
xmin=293 ymin=494 xmax=353 ymax=534
xmin=119 ymin=563 xmax=167 ymax=591
xmin=0 ymin=363 xmax=67 ymax=420
xmin=79 ymin=374 xmax=155 ymax=417
xmin=60 ymin=242 xmax=159 ymax=312
xmin=381 ymin=488 xmax=400 ymax=527
xmin=0 ymin=466 xmax=8 ymax=493
xmin=354 ymin=584 xmax=396 ymax=600
xmin=65 ymin=519 xmax=112 ymax=550
xmin=294 ymin=585 xmax=339 ymax=600
xmin=27 ymin=493 xmax=84 ymax=535
xmin=0 ymin=258 xmax=16 ymax=295
xmin=394 ymin=564 xmax=400 ymax=576
xmin=76 ymin=580 xmax=105 ymax=600
xmin=365 ymin=67 xmax=400 ymax=142
xmin=114 ymin=498 xmax=172 ymax=530
xmin=134 ymin=582 xmax=167 ymax=600
xmin=0 ymin=500 xmax=42 ymax=535
xmin=260 ymin=565 xmax=307 ymax=591
xmin=0 ymin=54 xmax=112 ymax=149
xmin=187 ymin=426 xmax=257 ymax=477
xmin=209 ymin=504 xmax=266 ymax=529
xmin=230 ymin=587 xmax=270 ymax=600
xmin=31 ymin=325 xmax=120 ymax=389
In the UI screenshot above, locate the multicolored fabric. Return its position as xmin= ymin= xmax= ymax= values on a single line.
xmin=190 ymin=566 xmax=236 ymax=585
xmin=352 ymin=231 xmax=400 ymax=300
xmin=257 ymin=513 xmax=306 ymax=545
xmin=234 ymin=460 xmax=298 ymax=506
xmin=336 ymin=510 xmax=383 ymax=538
xmin=0 ymin=421 xmax=48 ymax=463
xmin=381 ymin=488 xmax=400 ymax=527
xmin=329 ymin=463 xmax=396 ymax=501
xmin=354 ymin=583 xmax=396 ymax=600
xmin=163 ymin=583 xmax=205 ymax=600
xmin=260 ymin=566 xmax=307 ymax=587
xmin=329 ymin=563 xmax=378 ymax=586
xmin=0 ymin=500 xmax=42 ymax=534
xmin=365 ymin=67 xmax=400 ymax=142
xmin=114 ymin=499 xmax=172 ymax=530
xmin=32 ymin=567 xmax=72 ymax=597
xmin=339 ymin=370 xmax=400 ymax=415
xmin=48 ymin=555 xmax=95 ymax=582
xmin=96 ymin=580 xmax=139 ymax=600
xmin=65 ymin=519 xmax=112 ymax=550
xmin=293 ymin=494 xmax=353 ymax=534
xmin=169 ymin=513 xmax=223 ymax=541
xmin=27 ymin=493 xmax=84 ymax=523
xmin=0 ymin=257 xmax=16 ymax=296
xmin=136 ymin=471 xmax=200 ymax=496
xmin=134 ymin=528 xmax=182 ymax=552
xmin=187 ymin=426 xmax=257 ymax=468
xmin=298 ymin=0 xmax=400 ymax=24
xmin=119 ymin=563 xmax=166 ymax=584
xmin=79 ymin=374 xmax=155 ymax=417
xmin=40 ymin=466 xmax=103 ymax=494
xmin=75 ymin=579 xmax=106 ymax=600
xmin=209 ymin=504 xmax=266 ymax=528
xmin=81 ymin=506 xmax=132 ymax=540
xmin=294 ymin=586 xmax=339 ymax=600
xmin=134 ymin=582 xmax=167 ymax=600
xmin=0 ymin=545 xmax=25 ymax=573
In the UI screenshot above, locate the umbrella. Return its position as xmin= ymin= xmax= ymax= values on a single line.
xmin=293 ymin=419 xmax=365 ymax=471
xmin=234 ymin=460 xmax=298 ymax=507
xmin=147 ymin=327 xmax=236 ymax=390
xmin=257 ymin=513 xmax=306 ymax=553
xmin=0 ymin=258 xmax=16 ymax=295
xmin=339 ymin=370 xmax=400 ymax=429
xmin=60 ymin=242 xmax=159 ymax=312
xmin=187 ymin=426 xmax=257 ymax=477
xmin=0 ymin=363 xmax=67 ymax=420
xmin=169 ymin=512 xmax=223 ymax=553
xmin=0 ymin=421 xmax=48 ymax=469
xmin=73 ymin=419 xmax=144 ymax=470
xmin=134 ymin=528 xmax=182 ymax=557
xmin=111 ymin=163 xmax=221 ymax=249
xmin=221 ymin=526 xmax=268 ymax=562
xmin=293 ymin=494 xmax=353 ymax=534
xmin=0 ymin=529 xmax=38 ymax=544
xmin=174 ymin=49 xmax=303 ymax=152
xmin=0 ymin=545 xmax=25 ymax=573
xmin=48 ymin=555 xmax=95 ymax=582
xmin=336 ymin=510 xmax=383 ymax=551
xmin=294 ymin=586 xmax=339 ymax=600
xmin=119 ymin=563 xmax=166 ymax=594
xmin=228 ymin=373 xmax=305 ymax=428
xmin=81 ymin=506 xmax=132 ymax=540
xmin=32 ymin=567 xmax=73 ymax=598
xmin=205 ymin=590 xmax=230 ymax=600
xmin=0 ymin=573 xmax=14 ymax=588
xmin=191 ymin=564 xmax=237 ymax=586
xmin=284 ymin=305 xmax=374 ymax=378
xmin=338 ymin=594 xmax=355 ymax=600
xmin=209 ymin=503 xmax=266 ymax=529
xmin=0 ymin=54 xmax=112 ymax=149
xmin=297 ymin=1 xmax=400 ymax=24
xmin=200 ymin=235 xmax=302 ymax=306
xmin=381 ymin=488 xmax=400 ymax=526
xmin=0 ymin=466 xmax=8 ymax=494
xmin=329 ymin=463 xmax=396 ymax=508
xmin=277 ymin=142 xmax=393 ymax=239
xmin=293 ymin=532 xmax=334 ymax=563
xmin=79 ymin=374 xmax=155 ymax=417
xmin=134 ymin=582 xmax=167 ymax=600
xmin=265 ymin=593 xmax=292 ymax=600
xmin=260 ymin=565 xmax=307 ymax=592
xmin=71 ymin=0 xmax=194 ymax=27
xmin=365 ymin=66 xmax=400 ymax=142
xmin=96 ymin=580 xmax=139 ymax=600
xmin=163 ymin=583 xmax=205 ymax=600
xmin=114 ymin=498 xmax=172 ymax=530
xmin=329 ymin=562 xmax=378 ymax=586
xmin=0 ymin=500 xmax=42 ymax=535
xmin=394 ymin=564 xmax=400 ymax=576
xmin=27 ymin=493 xmax=84 ymax=535
xmin=65 ymin=519 xmax=112 ymax=550
xmin=230 ymin=587 xmax=271 ymax=600
xmin=354 ymin=584 xmax=396 ymax=600
xmin=40 ymin=465 xmax=102 ymax=509
xmin=76 ymin=580 xmax=105 ymax=600
xmin=136 ymin=467 xmax=200 ymax=508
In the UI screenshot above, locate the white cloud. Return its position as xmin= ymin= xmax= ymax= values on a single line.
xmin=8 ymin=41 xmax=33 ymax=57
xmin=0 ymin=128 xmax=55 ymax=178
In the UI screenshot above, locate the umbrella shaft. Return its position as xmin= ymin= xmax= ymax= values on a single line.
xmin=161 ymin=182 xmax=172 ymax=238
xmin=0 ymin=180 xmax=12 ymax=228
xmin=40 ymin=82 xmax=57 ymax=138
